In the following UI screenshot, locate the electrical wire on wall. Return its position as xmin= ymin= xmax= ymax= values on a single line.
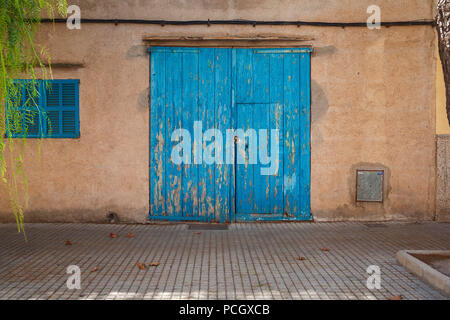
xmin=40 ymin=18 xmax=435 ymax=28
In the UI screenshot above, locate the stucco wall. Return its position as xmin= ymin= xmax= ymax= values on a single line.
xmin=0 ymin=0 xmax=439 ymax=222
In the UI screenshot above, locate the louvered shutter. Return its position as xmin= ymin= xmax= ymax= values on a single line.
xmin=43 ymin=79 xmax=79 ymax=138
xmin=6 ymin=79 xmax=79 ymax=138
xmin=6 ymin=80 xmax=41 ymax=138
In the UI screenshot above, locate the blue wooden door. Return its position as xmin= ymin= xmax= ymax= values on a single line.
xmin=234 ymin=49 xmax=311 ymax=221
xmin=150 ymin=47 xmax=232 ymax=222
xmin=149 ymin=47 xmax=311 ymax=222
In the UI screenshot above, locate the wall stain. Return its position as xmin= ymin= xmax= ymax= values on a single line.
xmin=311 ymin=79 xmax=329 ymax=123
xmin=311 ymin=80 xmax=328 ymax=150
xmin=312 ymin=45 xmax=337 ymax=57
xmin=138 ymin=87 xmax=150 ymax=109
xmin=126 ymin=45 xmax=148 ymax=59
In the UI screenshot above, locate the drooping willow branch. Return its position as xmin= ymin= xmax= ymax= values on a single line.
xmin=0 ymin=0 xmax=67 ymax=235
xmin=437 ymin=0 xmax=450 ymax=126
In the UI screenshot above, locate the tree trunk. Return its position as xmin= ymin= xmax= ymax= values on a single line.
xmin=437 ymin=0 xmax=450 ymax=125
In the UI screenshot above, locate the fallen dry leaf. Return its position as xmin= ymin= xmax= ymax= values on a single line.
xmin=91 ymin=267 xmax=98 ymax=272
xmin=126 ymin=233 xmax=134 ymax=238
xmin=296 ymin=256 xmax=307 ymax=261
xmin=136 ymin=262 xmax=146 ymax=270
xmin=149 ymin=262 xmax=160 ymax=267
xmin=321 ymin=247 xmax=329 ymax=252
xmin=387 ymin=295 xmax=403 ymax=300
xmin=65 ymin=240 xmax=72 ymax=246
xmin=109 ymin=233 xmax=118 ymax=238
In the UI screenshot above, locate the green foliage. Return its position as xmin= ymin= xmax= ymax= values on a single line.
xmin=0 ymin=0 xmax=67 ymax=236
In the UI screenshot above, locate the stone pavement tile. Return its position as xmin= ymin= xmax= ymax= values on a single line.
xmin=0 ymin=222 xmax=448 ymax=300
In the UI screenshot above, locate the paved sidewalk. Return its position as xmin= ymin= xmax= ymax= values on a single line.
xmin=0 ymin=222 xmax=448 ymax=300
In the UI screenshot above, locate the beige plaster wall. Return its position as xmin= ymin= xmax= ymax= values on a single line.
xmin=0 ymin=0 xmax=438 ymax=222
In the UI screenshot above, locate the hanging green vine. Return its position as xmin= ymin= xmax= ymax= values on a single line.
xmin=0 ymin=0 xmax=67 ymax=236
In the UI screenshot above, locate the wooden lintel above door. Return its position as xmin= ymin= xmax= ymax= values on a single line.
xmin=142 ymin=34 xmax=314 ymax=48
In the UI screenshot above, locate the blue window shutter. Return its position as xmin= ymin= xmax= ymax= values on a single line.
xmin=43 ymin=79 xmax=79 ymax=138
xmin=6 ymin=79 xmax=79 ymax=138
xmin=5 ymin=81 xmax=24 ymax=136
xmin=6 ymin=80 xmax=41 ymax=138
xmin=43 ymin=80 xmax=61 ymax=136
xmin=61 ymin=82 xmax=78 ymax=136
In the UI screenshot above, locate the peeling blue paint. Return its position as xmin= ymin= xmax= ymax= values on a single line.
xmin=283 ymin=173 xmax=297 ymax=194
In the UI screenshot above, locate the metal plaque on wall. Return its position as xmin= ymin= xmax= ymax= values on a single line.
xmin=356 ymin=170 xmax=384 ymax=202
